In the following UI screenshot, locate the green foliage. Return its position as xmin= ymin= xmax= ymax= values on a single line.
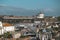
xmin=20 ymin=35 xmax=25 ymax=38
xmin=20 ymin=35 xmax=29 ymax=38
xmin=3 ymin=32 xmax=12 ymax=38
xmin=57 ymin=16 xmax=60 ymax=21
xmin=53 ymin=27 xmax=58 ymax=31
xmin=0 ymin=35 xmax=3 ymax=38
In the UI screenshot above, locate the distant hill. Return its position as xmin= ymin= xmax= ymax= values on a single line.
xmin=0 ymin=5 xmax=60 ymax=16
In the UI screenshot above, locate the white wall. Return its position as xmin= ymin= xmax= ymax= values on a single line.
xmin=53 ymin=24 xmax=59 ymax=28
xmin=13 ymin=33 xmax=21 ymax=38
xmin=0 ymin=21 xmax=3 ymax=27
xmin=37 ymin=14 xmax=44 ymax=18
xmin=0 ymin=29 xmax=4 ymax=35
xmin=4 ymin=26 xmax=15 ymax=32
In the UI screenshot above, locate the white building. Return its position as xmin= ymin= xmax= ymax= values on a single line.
xmin=3 ymin=23 xmax=15 ymax=32
xmin=0 ymin=21 xmax=15 ymax=35
xmin=0 ymin=28 xmax=4 ymax=35
xmin=37 ymin=12 xmax=44 ymax=18
xmin=0 ymin=21 xmax=4 ymax=35
xmin=13 ymin=32 xmax=21 ymax=38
xmin=53 ymin=24 xmax=59 ymax=28
xmin=3 ymin=26 xmax=15 ymax=32
xmin=0 ymin=21 xmax=3 ymax=27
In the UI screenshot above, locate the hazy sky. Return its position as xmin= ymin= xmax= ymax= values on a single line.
xmin=0 ymin=0 xmax=60 ymax=9
xmin=0 ymin=0 xmax=60 ymax=16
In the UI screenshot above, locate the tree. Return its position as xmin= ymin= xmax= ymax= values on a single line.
xmin=57 ymin=16 xmax=60 ymax=21
xmin=3 ymin=32 xmax=12 ymax=38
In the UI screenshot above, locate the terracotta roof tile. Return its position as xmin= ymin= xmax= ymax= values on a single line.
xmin=3 ymin=23 xmax=13 ymax=27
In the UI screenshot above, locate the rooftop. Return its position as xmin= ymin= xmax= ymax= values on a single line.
xmin=3 ymin=16 xmax=34 ymax=19
xmin=3 ymin=23 xmax=13 ymax=27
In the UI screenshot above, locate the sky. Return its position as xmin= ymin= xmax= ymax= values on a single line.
xmin=0 ymin=0 xmax=60 ymax=9
xmin=0 ymin=0 xmax=60 ymax=16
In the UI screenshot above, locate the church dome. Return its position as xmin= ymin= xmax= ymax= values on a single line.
xmin=37 ymin=12 xmax=44 ymax=18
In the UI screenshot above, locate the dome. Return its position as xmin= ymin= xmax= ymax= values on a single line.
xmin=37 ymin=12 xmax=44 ymax=18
